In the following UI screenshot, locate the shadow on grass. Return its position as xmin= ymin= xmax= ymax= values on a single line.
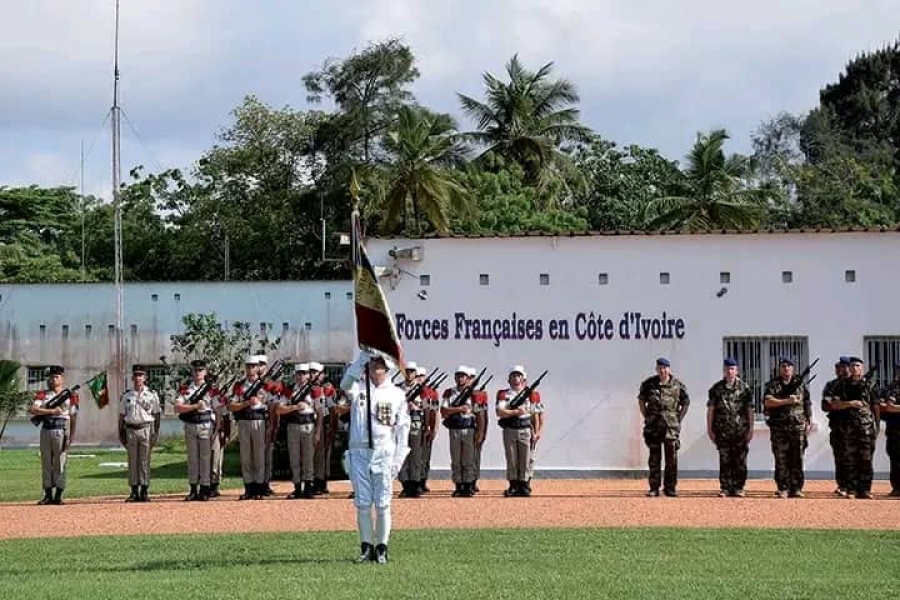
xmin=4 ymin=555 xmax=356 ymax=575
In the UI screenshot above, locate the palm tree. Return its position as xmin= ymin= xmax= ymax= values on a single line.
xmin=0 ymin=360 xmax=27 ymax=445
xmin=457 ymin=54 xmax=593 ymax=202
xmin=379 ymin=106 xmax=471 ymax=234
xmin=647 ymin=129 xmax=772 ymax=230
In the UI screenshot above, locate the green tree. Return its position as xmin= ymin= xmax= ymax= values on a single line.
xmin=457 ymin=54 xmax=593 ymax=203
xmin=647 ymin=129 xmax=772 ymax=230
xmin=379 ymin=106 xmax=471 ymax=234
xmin=0 ymin=360 xmax=31 ymax=446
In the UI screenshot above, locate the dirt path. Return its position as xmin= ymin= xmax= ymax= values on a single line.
xmin=2 ymin=479 xmax=898 ymax=540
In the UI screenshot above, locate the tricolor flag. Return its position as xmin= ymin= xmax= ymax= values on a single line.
xmin=88 ymin=372 xmax=109 ymax=409
xmin=350 ymin=172 xmax=404 ymax=365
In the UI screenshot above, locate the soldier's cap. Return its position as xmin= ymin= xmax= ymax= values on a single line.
xmin=132 ymin=365 xmax=147 ymax=375
xmin=190 ymin=359 xmax=207 ymax=369
xmin=294 ymin=363 xmax=310 ymax=373
xmin=509 ymin=365 xmax=527 ymax=378
xmin=848 ymin=356 xmax=864 ymax=365
xmin=656 ymin=357 xmax=670 ymax=367
xmin=404 ymin=361 xmax=418 ymax=371
xmin=723 ymin=358 xmax=738 ymax=367
xmin=779 ymin=357 xmax=794 ymax=366
xmin=254 ymin=354 xmax=268 ymax=365
xmin=415 ymin=366 xmax=427 ymax=376
xmin=454 ymin=365 xmax=470 ymax=376
xmin=244 ymin=355 xmax=258 ymax=365
xmin=308 ymin=361 xmax=324 ymax=372
xmin=368 ymin=355 xmax=392 ymax=371
xmin=47 ymin=365 xmax=65 ymax=376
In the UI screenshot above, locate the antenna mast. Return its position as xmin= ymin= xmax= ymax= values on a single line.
xmin=112 ymin=0 xmax=125 ymax=386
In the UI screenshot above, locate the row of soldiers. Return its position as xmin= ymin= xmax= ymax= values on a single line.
xmin=642 ymin=355 xmax=900 ymax=499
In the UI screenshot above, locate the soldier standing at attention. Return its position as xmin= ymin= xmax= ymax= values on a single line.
xmin=706 ymin=358 xmax=754 ymax=497
xmin=174 ymin=359 xmax=215 ymax=501
xmin=229 ymin=356 xmax=268 ymax=500
xmin=879 ymin=364 xmax=900 ymax=497
xmin=309 ymin=362 xmax=336 ymax=495
xmin=833 ymin=357 xmax=879 ymax=499
xmin=763 ymin=357 xmax=812 ymax=498
xmin=822 ymin=357 xmax=851 ymax=496
xmin=441 ymin=366 xmax=478 ymax=497
xmin=420 ymin=367 xmax=439 ymax=494
xmin=29 ymin=365 xmax=79 ymax=505
xmin=496 ymin=365 xmax=543 ymax=497
xmin=472 ymin=385 xmax=489 ymax=494
xmin=398 ymin=362 xmax=426 ymax=498
xmin=638 ymin=358 xmax=690 ymax=497
xmin=278 ymin=363 xmax=317 ymax=499
xmin=118 ymin=365 xmax=161 ymax=502
xmin=258 ymin=356 xmax=281 ymax=497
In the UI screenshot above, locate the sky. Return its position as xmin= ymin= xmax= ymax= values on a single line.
xmin=1 ymin=0 xmax=898 ymax=201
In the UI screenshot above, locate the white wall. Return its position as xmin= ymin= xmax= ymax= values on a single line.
xmin=367 ymin=232 xmax=900 ymax=476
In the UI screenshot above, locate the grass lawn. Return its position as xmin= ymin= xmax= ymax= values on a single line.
xmin=0 ymin=528 xmax=898 ymax=599
xmin=0 ymin=436 xmax=248 ymax=502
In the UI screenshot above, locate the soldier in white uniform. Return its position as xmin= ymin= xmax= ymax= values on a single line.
xmin=340 ymin=352 xmax=410 ymax=564
xmin=174 ymin=359 xmax=215 ymax=501
xmin=29 ymin=365 xmax=79 ymax=505
xmin=118 ymin=365 xmax=162 ymax=502
xmin=277 ymin=363 xmax=318 ymax=499
xmin=228 ymin=355 xmax=269 ymax=500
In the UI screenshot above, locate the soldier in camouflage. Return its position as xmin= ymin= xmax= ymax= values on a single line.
xmin=706 ymin=358 xmax=754 ymax=497
xmin=637 ymin=357 xmax=690 ymax=497
xmin=879 ymin=363 xmax=900 ymax=497
xmin=831 ymin=356 xmax=879 ymax=499
xmin=822 ymin=357 xmax=851 ymax=496
xmin=763 ymin=357 xmax=812 ymax=498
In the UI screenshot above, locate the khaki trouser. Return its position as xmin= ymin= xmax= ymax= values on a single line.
xmin=237 ymin=419 xmax=266 ymax=484
xmin=314 ymin=425 xmax=332 ymax=481
xmin=184 ymin=422 xmax=212 ymax=486
xmin=449 ymin=428 xmax=476 ymax=484
xmin=40 ymin=428 xmax=68 ymax=489
xmin=503 ymin=427 xmax=533 ymax=481
xmin=287 ymin=422 xmax=316 ymax=483
xmin=399 ymin=430 xmax=424 ymax=481
xmin=126 ymin=425 xmax=152 ymax=486
xmin=210 ymin=432 xmax=222 ymax=486
xmin=421 ymin=436 xmax=434 ymax=480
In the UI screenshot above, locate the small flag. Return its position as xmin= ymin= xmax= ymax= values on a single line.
xmin=351 ymin=207 xmax=403 ymax=366
xmin=88 ymin=372 xmax=109 ymax=409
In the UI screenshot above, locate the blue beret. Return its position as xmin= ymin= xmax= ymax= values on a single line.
xmin=848 ymin=356 xmax=863 ymax=365
xmin=779 ymin=357 xmax=794 ymax=366
xmin=656 ymin=357 xmax=670 ymax=367
xmin=838 ymin=356 xmax=850 ymax=366
xmin=723 ymin=358 xmax=738 ymax=367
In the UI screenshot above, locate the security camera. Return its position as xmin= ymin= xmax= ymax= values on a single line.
xmin=716 ymin=287 xmax=728 ymax=298
xmin=417 ymin=290 xmax=428 ymax=300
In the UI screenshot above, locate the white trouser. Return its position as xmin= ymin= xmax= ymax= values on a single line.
xmin=348 ymin=446 xmax=394 ymax=510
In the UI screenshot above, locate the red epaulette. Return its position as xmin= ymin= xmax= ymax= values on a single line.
xmin=178 ymin=384 xmax=189 ymax=395
xmin=35 ymin=390 xmax=47 ymax=401
xmin=310 ymin=386 xmax=323 ymax=399
xmin=70 ymin=393 xmax=80 ymax=406
xmin=496 ymin=390 xmax=507 ymax=401
xmin=473 ymin=391 xmax=488 ymax=405
xmin=232 ymin=382 xmax=244 ymax=396
xmin=529 ymin=391 xmax=541 ymax=404
xmin=209 ymin=387 xmax=221 ymax=397
xmin=323 ymin=383 xmax=335 ymax=397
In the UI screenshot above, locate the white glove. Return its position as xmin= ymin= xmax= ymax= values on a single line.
xmin=340 ymin=351 xmax=373 ymax=390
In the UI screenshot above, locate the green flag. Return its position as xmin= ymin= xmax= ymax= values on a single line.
xmin=89 ymin=372 xmax=109 ymax=409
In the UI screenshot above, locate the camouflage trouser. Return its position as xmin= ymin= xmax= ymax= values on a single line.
xmin=886 ymin=430 xmax=900 ymax=492
xmin=843 ymin=422 xmax=874 ymax=494
xmin=716 ymin=440 xmax=749 ymax=493
xmin=828 ymin=421 xmax=849 ymax=490
xmin=647 ymin=439 xmax=679 ymax=492
xmin=770 ymin=427 xmax=805 ymax=493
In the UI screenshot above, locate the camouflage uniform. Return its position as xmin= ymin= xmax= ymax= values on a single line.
xmin=763 ymin=376 xmax=811 ymax=496
xmin=707 ymin=377 xmax=753 ymax=495
xmin=821 ymin=365 xmax=850 ymax=494
xmin=833 ymin=375 xmax=878 ymax=497
xmin=881 ymin=377 xmax=900 ymax=495
xmin=638 ymin=371 xmax=690 ymax=496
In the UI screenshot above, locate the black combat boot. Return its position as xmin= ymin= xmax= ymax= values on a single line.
xmin=523 ymin=479 xmax=533 ymax=494
xmin=302 ymin=481 xmax=316 ymax=498
xmin=198 ymin=485 xmax=211 ymax=501
xmin=375 ymin=544 xmax=388 ymax=564
xmin=52 ymin=488 xmax=64 ymax=505
xmin=399 ymin=481 xmax=411 ymax=497
xmin=185 ymin=484 xmax=198 ymax=502
xmin=38 ymin=488 xmax=53 ymax=505
xmin=239 ymin=484 xmax=251 ymax=500
xmin=451 ymin=483 xmax=461 ymax=497
xmin=357 ymin=542 xmax=375 ymax=563
xmin=472 ymin=481 xmax=480 ymax=494
xmin=504 ymin=481 xmax=516 ymax=497
xmin=287 ymin=483 xmax=302 ymax=499
xmin=262 ymin=482 xmax=274 ymax=497
xmin=139 ymin=485 xmax=149 ymax=502
xmin=419 ymin=479 xmax=429 ymax=493
xmin=320 ymin=479 xmax=330 ymax=495
xmin=520 ymin=480 xmax=532 ymax=497
xmin=127 ymin=485 xmax=140 ymax=502
xmin=459 ymin=482 xmax=474 ymax=497
xmin=209 ymin=483 xmax=221 ymax=498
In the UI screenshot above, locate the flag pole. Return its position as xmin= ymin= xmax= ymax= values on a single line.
xmin=349 ymin=170 xmax=374 ymax=450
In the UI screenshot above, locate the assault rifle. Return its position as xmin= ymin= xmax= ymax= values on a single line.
xmin=241 ymin=359 xmax=287 ymax=402
xmin=288 ymin=381 xmax=314 ymax=405
xmin=449 ymin=367 xmax=488 ymax=407
xmin=185 ymin=374 xmax=219 ymax=405
xmin=507 ymin=370 xmax=549 ymax=409
xmin=777 ymin=358 xmax=819 ymax=398
xmin=476 ymin=375 xmax=493 ymax=392
xmin=405 ymin=367 xmax=441 ymax=402
xmin=30 ymin=384 xmax=83 ymax=427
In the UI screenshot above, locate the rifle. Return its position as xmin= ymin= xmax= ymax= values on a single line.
xmin=241 ymin=359 xmax=287 ymax=402
xmin=405 ymin=367 xmax=441 ymax=402
xmin=30 ymin=384 xmax=83 ymax=427
xmin=449 ymin=367 xmax=488 ymax=407
xmin=288 ymin=381 xmax=314 ymax=405
xmin=477 ymin=375 xmax=493 ymax=392
xmin=506 ymin=370 xmax=549 ymax=409
xmin=777 ymin=358 xmax=819 ymax=398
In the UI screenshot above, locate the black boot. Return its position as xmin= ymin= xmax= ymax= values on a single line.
xmin=375 ymin=543 xmax=388 ymax=564
xmin=209 ymin=483 xmax=221 ymax=498
xmin=303 ymin=481 xmax=316 ymax=498
xmin=198 ymin=485 xmax=211 ymax=501
xmin=472 ymin=481 xmax=480 ymax=494
xmin=239 ymin=484 xmax=251 ymax=500
xmin=357 ymin=542 xmax=375 ymax=563
xmin=287 ymin=483 xmax=302 ymax=499
xmin=319 ymin=479 xmax=330 ymax=495
xmin=451 ymin=482 xmax=461 ymax=497
xmin=520 ymin=480 xmax=532 ymax=497
xmin=262 ymin=482 xmax=274 ymax=497
xmin=504 ymin=481 xmax=516 ymax=497
xmin=419 ymin=479 xmax=430 ymax=493
xmin=399 ymin=481 xmax=411 ymax=497
xmin=459 ymin=482 xmax=474 ymax=497
xmin=185 ymin=484 xmax=198 ymax=502
xmin=254 ymin=482 xmax=265 ymax=499
xmin=38 ymin=488 xmax=53 ymax=505
xmin=139 ymin=485 xmax=149 ymax=502
xmin=52 ymin=488 xmax=64 ymax=505
xmin=127 ymin=485 xmax=140 ymax=502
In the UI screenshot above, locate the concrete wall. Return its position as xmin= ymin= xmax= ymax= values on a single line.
xmin=366 ymin=232 xmax=900 ymax=476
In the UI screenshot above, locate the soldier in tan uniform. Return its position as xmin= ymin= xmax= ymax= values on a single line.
xmin=228 ymin=355 xmax=269 ymax=500
xmin=174 ymin=359 xmax=215 ymax=501
xmin=309 ymin=361 xmax=337 ymax=495
xmin=496 ymin=365 xmax=544 ymax=497
xmin=29 ymin=365 xmax=79 ymax=505
xmin=278 ymin=363 xmax=318 ymax=499
xmin=118 ymin=365 xmax=162 ymax=502
xmin=638 ymin=357 xmax=690 ymax=497
xmin=420 ymin=367 xmax=439 ymax=494
xmin=441 ymin=366 xmax=478 ymax=497
xmin=398 ymin=362 xmax=427 ymax=497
